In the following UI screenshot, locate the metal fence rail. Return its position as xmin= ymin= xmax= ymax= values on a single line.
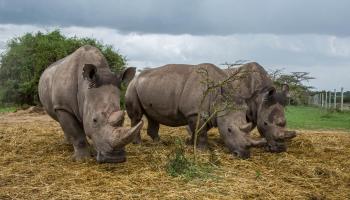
xmin=309 ymin=87 xmax=346 ymax=111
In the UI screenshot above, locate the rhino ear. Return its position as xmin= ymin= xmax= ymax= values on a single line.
xmin=281 ymin=83 xmax=290 ymax=98
xmin=82 ymin=64 xmax=98 ymax=88
xmin=262 ymin=86 xmax=277 ymax=105
xmin=119 ymin=67 xmax=136 ymax=85
xmin=82 ymin=64 xmax=97 ymax=81
xmin=263 ymin=86 xmax=276 ymax=101
xmin=239 ymin=122 xmax=253 ymax=133
xmin=267 ymin=86 xmax=276 ymax=97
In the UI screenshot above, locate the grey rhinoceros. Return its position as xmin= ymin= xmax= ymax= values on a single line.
xmin=225 ymin=62 xmax=296 ymax=152
xmin=125 ymin=63 xmax=266 ymax=158
xmin=38 ymin=45 xmax=143 ymax=163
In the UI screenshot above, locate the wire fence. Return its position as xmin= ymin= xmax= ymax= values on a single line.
xmin=308 ymin=87 xmax=348 ymax=111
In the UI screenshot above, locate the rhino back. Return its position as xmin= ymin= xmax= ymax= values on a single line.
xmin=134 ymin=63 xmax=228 ymax=126
xmin=38 ymin=45 xmax=110 ymax=122
xmin=134 ymin=64 xmax=195 ymax=126
xmin=226 ymin=62 xmax=273 ymax=99
xmin=179 ymin=63 xmax=228 ymax=115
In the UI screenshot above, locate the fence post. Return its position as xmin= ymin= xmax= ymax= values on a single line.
xmin=329 ymin=91 xmax=332 ymax=108
xmin=324 ymin=91 xmax=328 ymax=109
xmin=314 ymin=95 xmax=317 ymax=106
xmin=341 ymin=87 xmax=344 ymax=111
xmin=334 ymin=89 xmax=337 ymax=109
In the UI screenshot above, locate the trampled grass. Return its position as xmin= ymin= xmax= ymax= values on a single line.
xmin=0 ymin=111 xmax=350 ymax=199
xmin=286 ymin=106 xmax=350 ymax=131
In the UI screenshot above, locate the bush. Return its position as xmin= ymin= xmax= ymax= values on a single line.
xmin=0 ymin=30 xmax=126 ymax=105
xmin=166 ymin=138 xmax=215 ymax=181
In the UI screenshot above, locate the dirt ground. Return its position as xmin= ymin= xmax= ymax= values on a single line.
xmin=0 ymin=111 xmax=349 ymax=200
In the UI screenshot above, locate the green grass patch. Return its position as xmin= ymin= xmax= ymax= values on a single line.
xmin=0 ymin=106 xmax=17 ymax=113
xmin=286 ymin=106 xmax=350 ymax=131
xmin=166 ymin=138 xmax=215 ymax=181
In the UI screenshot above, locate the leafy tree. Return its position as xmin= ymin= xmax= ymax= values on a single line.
xmin=269 ymin=69 xmax=314 ymax=105
xmin=0 ymin=30 xmax=126 ymax=105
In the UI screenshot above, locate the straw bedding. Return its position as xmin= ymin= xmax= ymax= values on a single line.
xmin=0 ymin=111 xmax=349 ymax=199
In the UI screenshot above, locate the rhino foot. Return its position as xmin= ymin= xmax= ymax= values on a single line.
xmin=152 ymin=136 xmax=160 ymax=143
xmin=72 ymin=149 xmax=92 ymax=162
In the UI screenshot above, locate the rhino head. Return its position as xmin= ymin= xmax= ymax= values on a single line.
xmin=217 ymin=111 xmax=267 ymax=159
xmin=81 ymin=64 xmax=143 ymax=163
xmin=246 ymin=84 xmax=296 ymax=153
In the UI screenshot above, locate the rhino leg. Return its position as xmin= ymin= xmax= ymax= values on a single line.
xmin=187 ymin=116 xmax=208 ymax=150
xmin=146 ymin=117 xmax=160 ymax=142
xmin=131 ymin=117 xmax=142 ymax=144
xmin=126 ymin=93 xmax=144 ymax=144
xmin=56 ymin=110 xmax=91 ymax=161
xmin=63 ymin=132 xmax=72 ymax=144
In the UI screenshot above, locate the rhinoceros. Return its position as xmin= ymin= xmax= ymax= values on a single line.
xmin=125 ymin=63 xmax=266 ymax=158
xmin=225 ymin=62 xmax=296 ymax=152
xmin=38 ymin=45 xmax=143 ymax=163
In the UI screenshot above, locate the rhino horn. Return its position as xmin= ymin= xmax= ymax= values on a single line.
xmin=239 ymin=122 xmax=253 ymax=133
xmin=249 ymin=137 xmax=267 ymax=147
xmin=110 ymin=121 xmax=143 ymax=149
xmin=283 ymin=130 xmax=297 ymax=139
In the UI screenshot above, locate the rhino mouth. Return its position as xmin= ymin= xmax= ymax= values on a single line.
xmin=233 ymin=149 xmax=251 ymax=159
xmin=96 ymin=148 xmax=126 ymax=163
xmin=266 ymin=139 xmax=286 ymax=153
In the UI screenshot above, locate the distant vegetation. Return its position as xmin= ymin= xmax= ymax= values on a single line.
xmin=286 ymin=106 xmax=350 ymax=131
xmin=0 ymin=30 xmax=126 ymax=106
xmin=0 ymin=106 xmax=16 ymax=113
xmin=269 ymin=69 xmax=314 ymax=105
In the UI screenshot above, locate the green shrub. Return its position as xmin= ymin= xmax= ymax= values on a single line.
xmin=0 ymin=30 xmax=126 ymax=105
xmin=166 ymin=138 xmax=215 ymax=181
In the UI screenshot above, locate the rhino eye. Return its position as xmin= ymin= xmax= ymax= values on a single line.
xmin=264 ymin=122 xmax=268 ymax=126
xmin=228 ymin=128 xmax=232 ymax=132
xmin=93 ymin=118 xmax=98 ymax=123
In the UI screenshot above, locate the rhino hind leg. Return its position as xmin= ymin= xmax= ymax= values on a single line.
xmin=126 ymin=100 xmax=143 ymax=144
xmin=146 ymin=117 xmax=160 ymax=142
xmin=187 ymin=116 xmax=208 ymax=150
xmin=56 ymin=110 xmax=91 ymax=161
xmin=130 ymin=117 xmax=143 ymax=144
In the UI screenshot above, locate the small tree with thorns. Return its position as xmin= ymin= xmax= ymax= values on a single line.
xmin=167 ymin=61 xmax=253 ymax=178
xmin=192 ymin=62 xmax=252 ymax=162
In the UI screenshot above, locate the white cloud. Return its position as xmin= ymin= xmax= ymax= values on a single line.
xmin=0 ymin=24 xmax=349 ymax=91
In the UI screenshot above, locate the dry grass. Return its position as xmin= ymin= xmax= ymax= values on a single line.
xmin=0 ymin=111 xmax=350 ymax=200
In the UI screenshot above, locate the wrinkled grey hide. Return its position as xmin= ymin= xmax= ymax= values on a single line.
xmin=126 ymin=63 xmax=266 ymax=159
xmin=38 ymin=45 xmax=143 ymax=163
xmin=225 ymin=62 xmax=296 ymax=153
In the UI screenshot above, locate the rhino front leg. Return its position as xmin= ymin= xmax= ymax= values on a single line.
xmin=56 ymin=110 xmax=91 ymax=161
xmin=187 ymin=116 xmax=208 ymax=150
xmin=146 ymin=117 xmax=160 ymax=142
xmin=63 ymin=132 xmax=72 ymax=144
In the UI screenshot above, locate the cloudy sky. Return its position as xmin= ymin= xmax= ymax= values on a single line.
xmin=0 ymin=0 xmax=349 ymax=90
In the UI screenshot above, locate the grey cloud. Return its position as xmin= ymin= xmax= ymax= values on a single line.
xmin=0 ymin=24 xmax=348 ymax=90
xmin=0 ymin=0 xmax=349 ymax=36
xmin=0 ymin=40 xmax=5 ymax=48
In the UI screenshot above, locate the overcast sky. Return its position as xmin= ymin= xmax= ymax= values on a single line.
xmin=0 ymin=0 xmax=349 ymax=90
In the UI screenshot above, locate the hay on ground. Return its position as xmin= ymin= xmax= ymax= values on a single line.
xmin=0 ymin=112 xmax=349 ymax=199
